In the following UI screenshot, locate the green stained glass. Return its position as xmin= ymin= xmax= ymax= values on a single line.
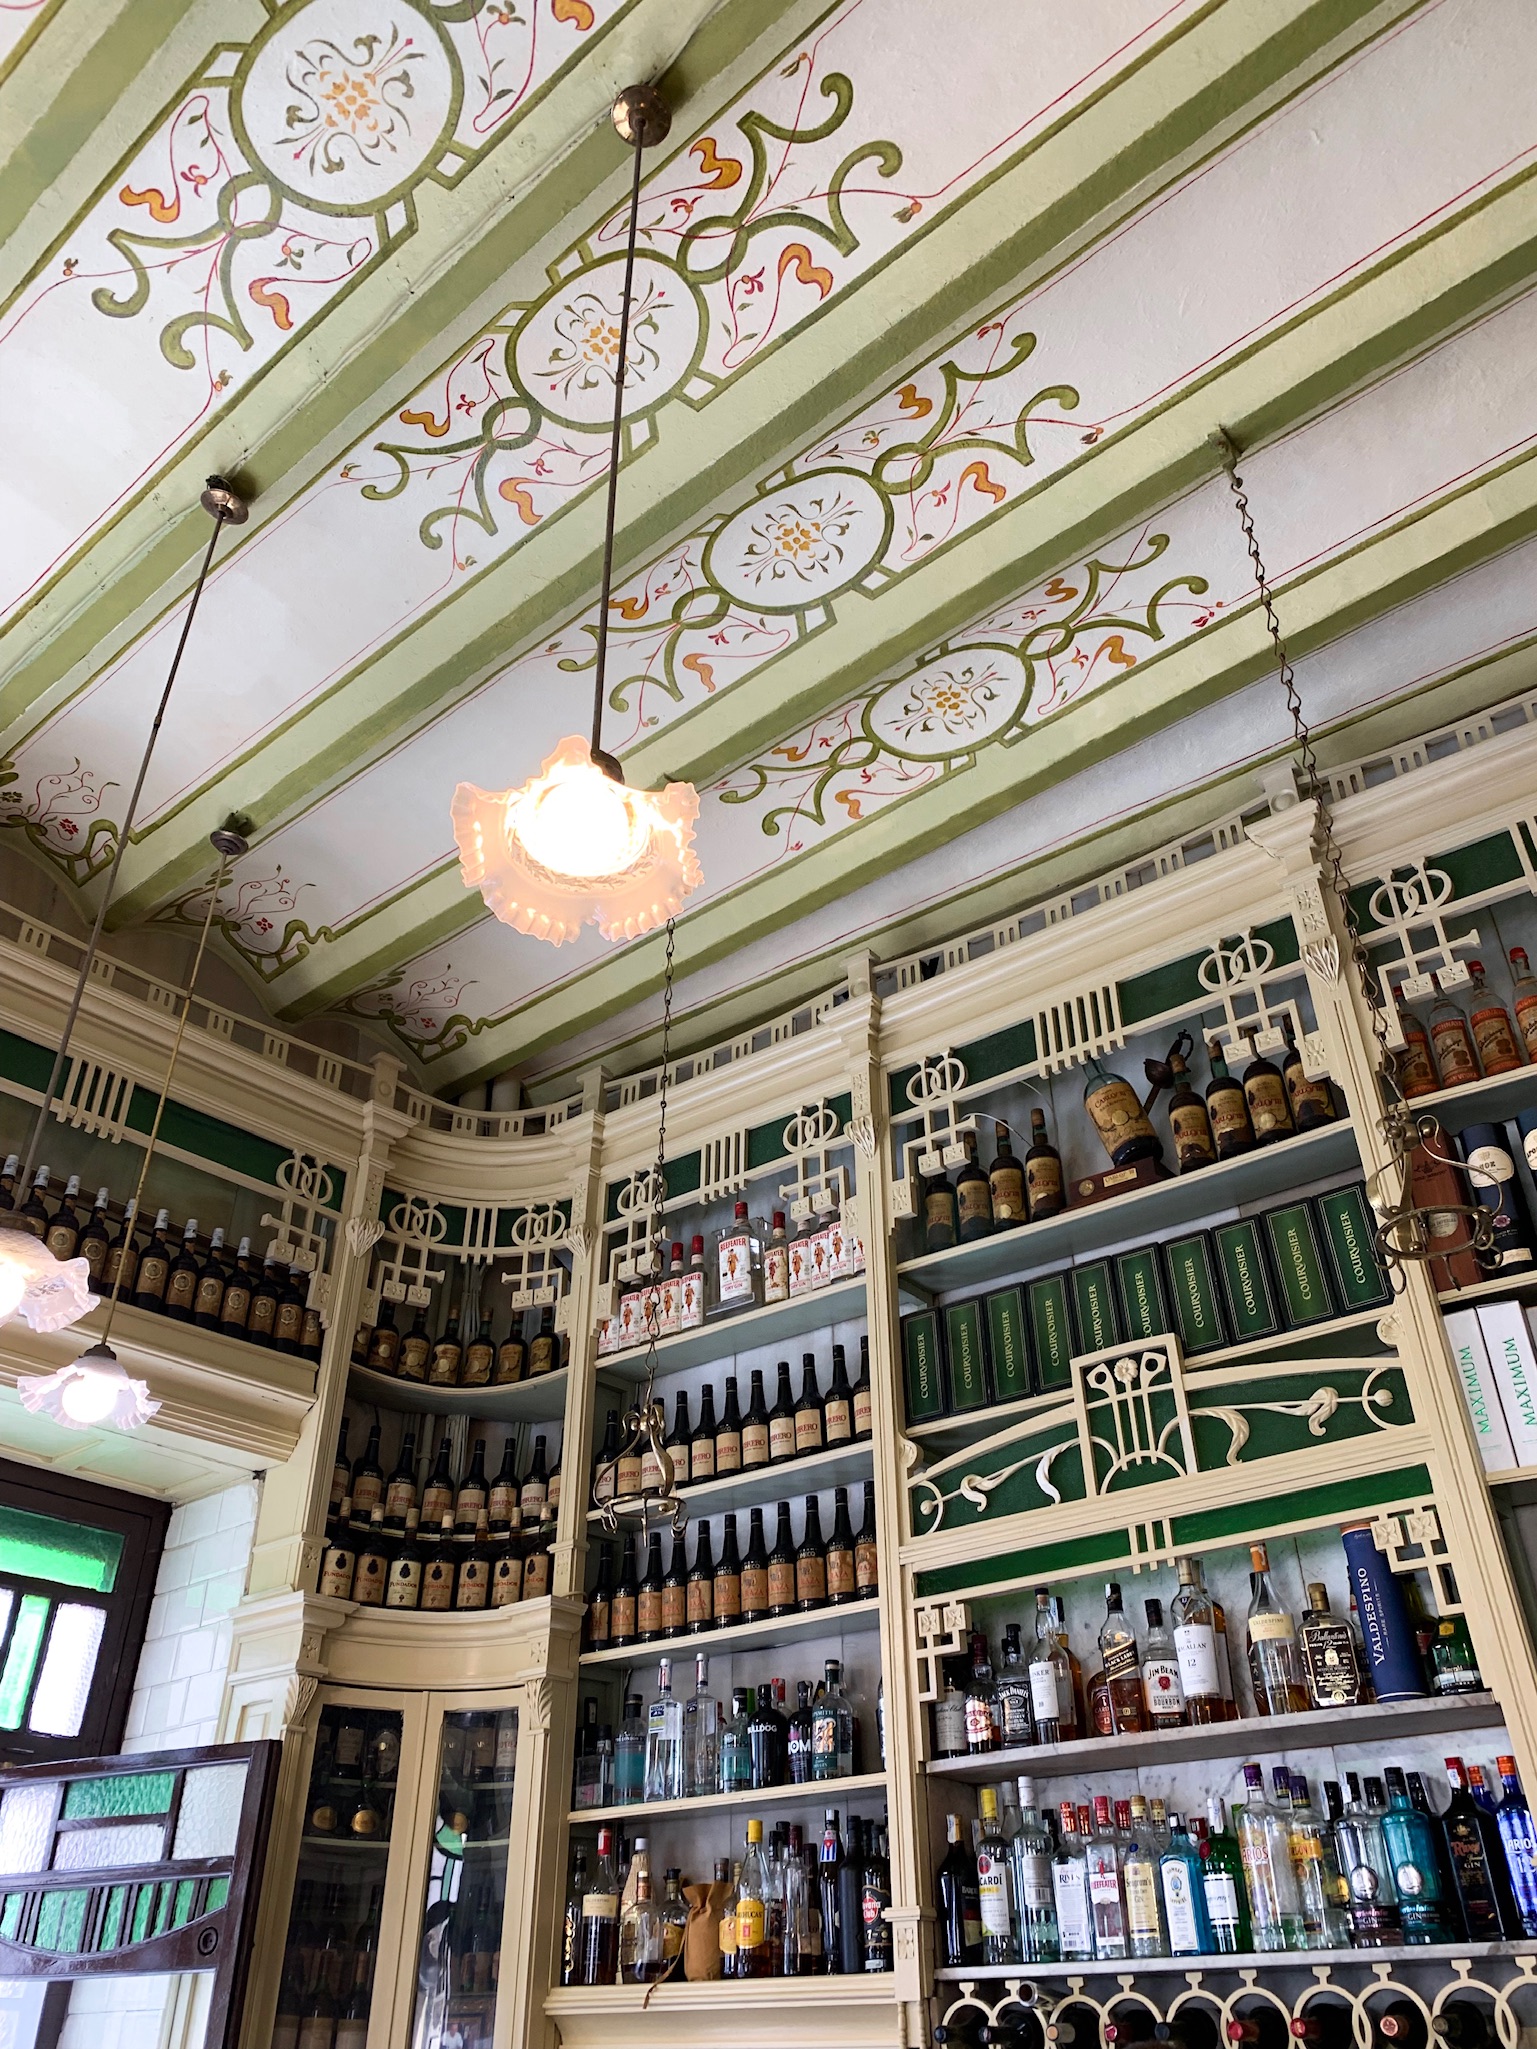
xmin=172 ymin=1880 xmax=197 ymax=1927
xmin=63 ymin=1773 xmax=174 ymax=1819
xmin=99 ymin=1886 xmax=128 ymax=1949
xmin=0 ymin=1507 xmax=122 ymax=1592
xmin=0 ymin=1595 xmax=49 ymax=1729
xmin=206 ymin=1877 xmax=229 ymax=1912
xmin=36 ymin=1888 xmax=88 ymax=1952
xmin=1 ymin=1892 xmax=21 ymax=1938
xmin=152 ymin=1881 xmax=174 ymax=1936
xmin=130 ymin=1886 xmax=155 ymax=1942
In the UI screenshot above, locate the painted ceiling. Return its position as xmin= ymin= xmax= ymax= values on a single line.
xmin=4 ymin=0 xmax=1537 ymax=1098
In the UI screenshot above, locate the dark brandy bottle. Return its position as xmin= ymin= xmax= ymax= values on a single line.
xmin=1239 ymin=1028 xmax=1296 ymax=1145
xmin=742 ymin=1369 xmax=772 ymax=1470
xmin=1024 ymin=1108 xmax=1065 ymax=1220
xmin=954 ymin=1132 xmax=993 ymax=1241
xmin=795 ymin=1495 xmax=828 ymax=1612
xmin=987 ymin=1121 xmax=1026 ymax=1226
xmin=133 ymin=1207 xmax=173 ymax=1311
xmin=740 ymin=1506 xmax=770 ymax=1622
xmin=767 ymin=1502 xmax=797 ymax=1618
xmin=1281 ymin=1017 xmax=1339 ymax=1130
xmin=768 ymin=1361 xmax=797 ymax=1465
xmin=1205 ymin=1041 xmax=1255 ymax=1160
xmin=922 ymin=1165 xmax=958 ymax=1252
xmin=1166 ymin=1049 xmax=1216 ymax=1172
xmin=192 ymin=1228 xmax=229 ymax=1329
xmin=794 ymin=1352 xmax=825 ymax=1458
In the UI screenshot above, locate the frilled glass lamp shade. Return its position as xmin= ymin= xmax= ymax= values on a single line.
xmin=0 ymin=1218 xmax=96 ymax=1333
xmin=18 ymin=1342 xmax=159 ymax=1431
xmin=452 ymin=736 xmax=701 ymax=946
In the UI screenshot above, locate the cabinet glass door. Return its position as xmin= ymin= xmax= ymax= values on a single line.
xmin=408 ymin=1707 xmax=518 ymax=2049
xmin=274 ymin=1702 xmax=403 ymax=2049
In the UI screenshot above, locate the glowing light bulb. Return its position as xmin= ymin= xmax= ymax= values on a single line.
xmin=508 ymin=754 xmax=651 ymax=880
xmin=59 ymin=1364 xmax=124 ymax=1425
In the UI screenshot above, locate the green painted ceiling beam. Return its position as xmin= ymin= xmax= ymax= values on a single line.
xmin=384 ymin=435 xmax=1537 ymax=1086
xmin=249 ymin=153 xmax=1537 ymax=1018
xmin=90 ymin=0 xmax=1407 ymax=930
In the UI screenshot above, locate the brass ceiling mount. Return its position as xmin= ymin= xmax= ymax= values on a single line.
xmin=610 ymin=82 xmax=671 ymax=149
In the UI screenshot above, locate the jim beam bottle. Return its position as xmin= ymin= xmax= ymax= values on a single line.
xmin=1166 ymin=1049 xmax=1216 ymax=1172
xmin=1466 ymin=960 xmax=1524 ymax=1075
xmin=1024 ymin=1108 xmax=1065 ymax=1220
xmin=1081 ymin=1056 xmax=1161 ymax=1168
xmin=1239 ymin=1028 xmax=1296 ymax=1144
xmin=987 ymin=1122 xmax=1026 ymax=1226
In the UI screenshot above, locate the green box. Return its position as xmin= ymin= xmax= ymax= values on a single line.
xmin=1212 ymin=1218 xmax=1285 ymax=1342
xmin=1071 ymin=1260 xmax=1122 ymax=1353
xmin=901 ymin=1309 xmax=947 ymax=1423
xmin=1313 ymin=1184 xmax=1393 ymax=1311
xmin=984 ymin=1285 xmax=1032 ymax=1404
xmin=1026 ymin=1272 xmax=1076 ymax=1393
xmin=1115 ymin=1246 xmax=1172 ymax=1343
xmin=1161 ymin=1233 xmax=1230 ymax=1355
xmin=1263 ymin=1201 xmax=1339 ymax=1328
xmin=943 ymin=1299 xmax=991 ymax=1413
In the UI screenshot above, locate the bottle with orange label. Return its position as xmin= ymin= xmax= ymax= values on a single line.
xmin=1466 ymin=959 xmax=1525 ymax=1075
xmin=1392 ymin=986 xmax=1439 ymax=1097
xmin=1427 ymin=973 xmax=1480 ymax=1088
xmin=1239 ymin=1028 xmax=1297 ymax=1145
xmin=1510 ymin=948 xmax=1537 ymax=1062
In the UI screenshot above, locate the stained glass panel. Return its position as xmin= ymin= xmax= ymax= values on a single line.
xmin=34 ymin=1888 xmax=88 ymax=1952
xmin=0 ymin=1508 xmax=121 ymax=1592
xmin=0 ymin=1784 xmax=56 ymax=1876
xmin=170 ymin=1765 xmax=246 ymax=1861
xmin=62 ymin=1773 xmax=173 ymax=1819
xmin=29 ymin=1605 xmax=106 ymax=1738
xmin=52 ymin=1824 xmax=164 ymax=1871
xmin=0 ymin=1596 xmax=48 ymax=1730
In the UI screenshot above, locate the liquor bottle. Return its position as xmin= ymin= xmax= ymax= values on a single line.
xmin=1160 ymin=1812 xmax=1213 ymax=1956
xmin=1202 ymin=1796 xmax=1251 ymax=1952
xmin=1458 ymin=1122 xmax=1536 ymax=1268
xmin=660 ymin=1527 xmax=688 ymax=1638
xmin=1465 ymin=960 xmax=1524 ymax=1074
xmin=1511 ymin=948 xmax=1537 ymax=1063
xmin=1392 ymin=984 xmax=1440 ymax=1097
xmin=826 ymin=1486 xmax=857 ymax=1606
xmin=713 ymin=1200 xmax=763 ymax=1315
xmin=738 ymin=1368 xmax=770 ymax=1472
xmin=1239 ymin=1028 xmax=1297 ymax=1144
xmin=767 ymin=1502 xmax=797 ymax=1618
xmin=795 ymin=1495 xmax=827 ymax=1611
xmin=1098 ymin=1582 xmax=1144 ymax=1733
xmin=768 ymin=1362 xmax=798 ymax=1465
xmin=459 ymin=1306 xmax=494 ymax=1387
xmin=1027 ymin=1588 xmax=1077 ymax=1743
xmin=736 ymin=1819 xmax=771 ymax=1976
xmin=134 ymin=1207 xmax=173 ymax=1310
xmin=1441 ymin=1757 xmax=1511 ymax=1938
xmin=1432 ymin=2009 xmax=1491 ymax=2049
xmin=1428 ymin=974 xmax=1479 ymax=1087
xmin=863 ymin=1824 xmax=894 ymax=1973
xmin=611 ymin=1694 xmax=646 ymax=1805
xmin=1011 ymin=1777 xmax=1059 ymax=1963
xmin=1335 ymin=1772 xmax=1402 ymax=1945
xmin=1287 ymin=1771 xmax=1351 ymax=1948
xmin=1236 ymin=1763 xmax=1305 ymax=1950
xmin=417 ymin=1433 xmax=453 ymax=1530
xmin=1169 ymin=1557 xmax=1222 ymax=1725
xmin=350 ymin=1508 xmax=390 ymax=1607
xmin=786 ymin=1679 xmax=814 ymax=1786
xmin=212 ymin=1236 xmax=251 ymax=1337
xmin=580 ymin=1828 xmax=621 ymax=1985
xmin=1082 ymin=1055 xmax=1162 ymax=1167
xmin=76 ymin=1187 xmax=111 ymax=1282
xmin=318 ymin=1498 xmax=359 ymax=1600
xmin=1205 ymin=1041 xmax=1255 ymax=1159
xmin=275 ymin=1266 xmax=308 ymax=1355
xmin=964 ymin=1629 xmax=1000 ymax=1755
xmin=1246 ymin=1542 xmax=1309 ymax=1715
xmin=154 ymin=1213 xmax=196 ymax=1321
xmin=761 ymin=1211 xmax=790 ymax=1305
xmin=747 ymin=1684 xmax=785 ymax=1791
xmin=795 ymin=1352 xmax=825 ymax=1456
xmin=995 ymin=1623 xmax=1036 ymax=1748
xmin=427 ymin=1305 xmax=463 ymax=1387
xmin=1120 ymin=1799 xmax=1165 ymax=1959
xmin=938 ymin=1813 xmax=984 ymax=1967
xmin=383 ymin=1432 xmax=418 ymax=1528
xmin=637 ymin=1532 xmax=665 ymax=1643
xmin=454 ymin=1439 xmax=489 ymax=1534
xmin=102 ymin=1197 xmax=140 ymax=1298
xmin=922 ymin=1160 xmax=958 ymax=1253
xmin=741 ymin=1506 xmax=770 ymax=1622
xmin=824 ymin=1345 xmax=854 ymax=1447
xmin=494 ymin=1315 xmax=526 ymax=1384
xmin=453 ymin=1511 xmax=492 ymax=1610
xmin=1167 ymin=1049 xmax=1217 ymax=1171
xmin=719 ymin=1687 xmax=753 ymax=1795
xmin=529 ymin=1303 xmax=560 ymax=1377
xmin=1298 ymin=1580 xmax=1366 ymax=1707
xmin=932 ymin=1661 xmax=967 ymax=1759
xmin=975 ymin=1787 xmax=1015 ymax=1964
xmin=1281 ymin=1017 xmax=1339 ymax=1129
xmin=17 ymin=1168 xmax=50 ymax=1239
xmin=678 ymin=1386 xmax=713 ymax=1484
xmin=610 ymin=1535 xmax=638 ymax=1648
xmin=1024 ymin=1108 xmax=1066 ymax=1220
xmin=1085 ymin=1794 xmax=1128 ymax=1959
xmin=686 ymin=1521 xmax=714 ymax=1633
xmin=811 ymin=1660 xmax=855 ymax=1781
xmin=1381 ymin=1766 xmax=1453 ymax=1942
xmin=1494 ymin=1755 xmax=1537 ymax=1935
xmin=389 ymin=1303 xmax=427 ymax=1384
xmin=189 ymin=1227 xmax=228 ymax=1329
xmin=716 ymin=1375 xmax=744 ymax=1475
xmin=43 ymin=1175 xmax=83 ymax=1263
xmin=1052 ymin=1802 xmax=1094 ymax=1962
xmin=683 ymin=1653 xmax=721 ymax=1796
xmin=854 ymin=1478 xmax=879 ymax=1598
xmin=955 ymin=1131 xmax=994 ymax=1241
xmin=713 ymin=1512 xmax=742 ymax=1627
xmin=852 ymin=1337 xmax=874 ymax=1440
xmin=350 ymin=1424 xmax=385 ymax=1519
xmin=412 ymin=1512 xmax=454 ymax=1611
xmin=385 ymin=1512 xmax=423 ymax=1609
xmin=565 ymin=1856 xmax=593 ymax=1991
xmin=643 ymin=1657 xmax=685 ymax=1802
xmin=1135 ymin=1598 xmax=1182 ymax=1729
xmin=987 ymin=1120 xmax=1026 ymax=1226
xmin=483 ymin=1437 xmax=517 ymax=1531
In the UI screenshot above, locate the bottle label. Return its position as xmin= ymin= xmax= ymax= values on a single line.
xmin=455 ymin=1561 xmax=489 ymax=1609
xmin=1516 ymin=992 xmax=1537 ymax=1060
xmin=582 ymin=1893 xmax=618 ymax=1921
xmin=934 ymin=1698 xmax=967 ymax=1755
xmin=827 ymin=1548 xmax=855 ymax=1599
xmin=1054 ymin=1870 xmax=1092 ymax=1954
xmin=855 ymin=1537 xmax=878 ymax=1593
xmin=1397 ymin=1026 xmax=1439 ymax=1095
xmin=352 ymin=1474 xmax=382 ymax=1516
xmin=680 ymin=1273 xmax=705 ymax=1329
xmin=1085 ymin=1076 xmax=1156 ymax=1155
xmin=742 ymin=1421 xmax=771 ymax=1468
xmin=1170 ymin=1101 xmax=1216 ymax=1163
xmin=637 ymin=1588 xmax=662 ymax=1636
xmin=958 ymin=1180 xmax=992 ymax=1228
xmin=495 ymin=1341 xmax=525 ymax=1383
xmin=398 ymin=1337 xmax=430 ymax=1380
xmin=740 ymin=1565 xmax=768 ymax=1614
xmin=689 ymin=1438 xmax=716 ymax=1482
xmin=764 ymin=1244 xmax=789 ymax=1300
xmin=658 ymin=1275 xmax=684 ymax=1335
xmin=964 ymin=1696 xmax=993 ymax=1748
xmin=736 ymin=1899 xmax=765 ymax=1951
xmin=137 ymin=1255 xmax=169 ymax=1297
xmin=428 ymin=1343 xmax=461 ymax=1385
xmin=385 ymin=1560 xmax=422 ymax=1608
xmin=1472 ymin=1007 xmax=1522 ymax=1073
xmin=713 ymin=1570 xmax=741 ymax=1620
xmin=489 ymin=1481 xmax=516 ymax=1524
xmin=717 ymin=1231 xmax=755 ymax=1304
xmin=1088 ymin=1864 xmax=1122 ymax=1908
xmin=767 ymin=1561 xmax=796 ymax=1609
xmin=977 ymin=1852 xmax=1010 ymax=1936
xmin=319 ymin=1548 xmax=355 ymax=1598
xmin=1431 ymin=1017 xmax=1478 ymax=1085
xmin=715 ymin=1432 xmax=742 ymax=1475
xmin=523 ymin=1550 xmax=550 ymax=1599
xmin=1163 ymin=1861 xmax=1201 ymax=1951
xmin=420 ymin=1565 xmax=454 ymax=1610
xmin=1102 ymin=1635 xmax=1139 ymax=1684
xmin=1466 ymin=1144 xmax=1516 ymax=1188
xmin=769 ymin=1416 xmax=797 ymax=1462
xmin=1203 ymin=1868 xmax=1241 ymax=1929
xmin=493 ymin=1559 xmax=523 ymax=1608
xmin=1123 ymin=1859 xmax=1161 ymax=1939
xmin=610 ymin=1592 xmax=636 ymax=1639
xmin=462 ymin=1341 xmax=494 ymax=1385
xmin=529 ymin=1336 xmax=556 ymax=1376
xmin=1024 ymin=1157 xmax=1064 ymax=1218
xmin=824 ymin=1396 xmax=852 ymax=1445
xmin=991 ymin=1164 xmax=1026 ymax=1220
xmin=1028 ymin=1659 xmax=1060 ymax=1723
xmin=1244 ymin=1071 xmax=1291 ymax=1134
xmin=661 ymin=1583 xmax=687 ymax=1633
xmin=1141 ymin=1656 xmax=1183 ymax=1721
xmin=794 ymin=1411 xmax=823 ymax=1455
xmin=222 ymin=1282 xmax=251 ymax=1325
xmin=1209 ymin=1089 xmax=1251 ymax=1142
xmin=1300 ymin=1618 xmax=1361 ymax=1706
xmin=275 ymin=1300 xmax=304 ymax=1343
xmin=194 ymin=1274 xmax=225 ymax=1316
xmin=1286 ymin=1068 xmax=1335 ymax=1120
xmin=385 ymin=1479 xmax=415 ymax=1520
xmin=1174 ymin=1621 xmax=1219 ymax=1697
xmin=1248 ymin=1613 xmax=1297 ymax=1642
xmin=686 ymin=1579 xmax=712 ymax=1626
xmin=853 ymin=1388 xmax=873 ymax=1437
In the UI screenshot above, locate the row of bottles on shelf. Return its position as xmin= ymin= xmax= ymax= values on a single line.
xmin=934 ymin=1544 xmax=1476 ymax=1757
xmin=592 ymin=1342 xmax=873 ymax=1504
xmin=562 ymin=1811 xmax=891 ymax=1983
xmin=938 ymin=1754 xmax=1537 ymax=1969
xmin=584 ymin=1485 xmax=879 ymax=1649
xmin=304 ymin=1707 xmax=400 ymax=1843
xmin=319 ymin=1423 xmax=561 ymax=1610
xmin=0 ymin=1154 xmax=321 ymax=1353
xmin=935 ymin=2001 xmax=1503 ymax=2049
xmin=273 ymin=1880 xmax=382 ymax=2049
xmin=600 ymin=1196 xmax=868 ymax=1355
xmin=353 ymin=1273 xmax=564 ymax=1387
xmin=1394 ymin=949 xmax=1537 ymax=1096
xmin=915 ymin=1027 xmax=1339 ymax=1255
xmin=572 ymin=1652 xmax=883 ymax=1808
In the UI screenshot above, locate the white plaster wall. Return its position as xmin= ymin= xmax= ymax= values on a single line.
xmin=121 ymin=1481 xmax=258 ymax=1753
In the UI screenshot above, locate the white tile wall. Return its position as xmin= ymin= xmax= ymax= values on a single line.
xmin=121 ymin=1481 xmax=259 ymax=1754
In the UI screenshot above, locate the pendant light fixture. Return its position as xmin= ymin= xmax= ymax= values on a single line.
xmin=19 ymin=818 xmax=251 ymax=1431
xmin=452 ymin=85 xmax=702 ymax=947
xmin=0 ymin=479 xmax=246 ymax=1341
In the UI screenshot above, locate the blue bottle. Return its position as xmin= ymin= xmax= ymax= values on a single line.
xmin=1494 ymin=1755 xmax=1537 ymax=1936
xmin=1339 ymin=1520 xmax=1427 ymax=1702
xmin=1380 ymin=1767 xmax=1453 ymax=1942
xmin=1159 ymin=1812 xmax=1214 ymax=1954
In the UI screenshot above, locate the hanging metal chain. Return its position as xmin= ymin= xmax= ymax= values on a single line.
xmin=1215 ymin=429 xmax=1492 ymax=1272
